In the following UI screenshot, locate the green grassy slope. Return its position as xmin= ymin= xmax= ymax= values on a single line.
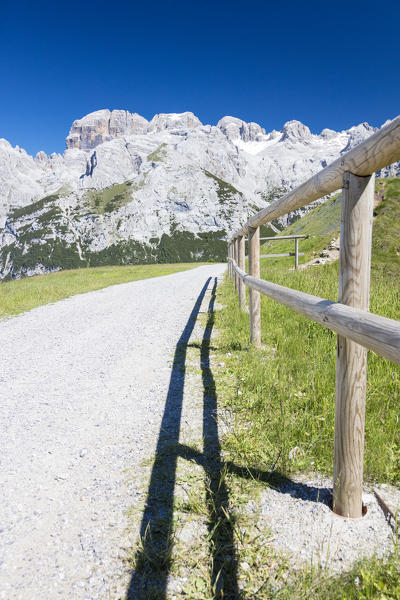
xmin=220 ymin=177 xmax=400 ymax=480
xmin=209 ymin=177 xmax=400 ymax=596
xmin=258 ymin=192 xmax=342 ymax=267
xmin=0 ymin=262 xmax=208 ymax=320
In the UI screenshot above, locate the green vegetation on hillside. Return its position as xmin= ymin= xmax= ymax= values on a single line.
xmin=9 ymin=192 xmax=61 ymax=220
xmin=203 ymin=169 xmax=243 ymax=204
xmin=372 ymin=178 xmax=400 ymax=276
xmin=84 ymin=181 xmax=134 ymax=214
xmin=0 ymin=263 xmax=207 ymax=320
xmin=258 ymin=191 xmax=343 ymax=266
xmin=83 ymin=230 xmax=228 ymax=268
xmin=147 ymin=143 xmax=167 ymax=162
xmin=1 ymin=222 xmax=227 ymax=279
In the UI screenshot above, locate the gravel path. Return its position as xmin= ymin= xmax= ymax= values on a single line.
xmin=0 ymin=264 xmax=225 ymax=600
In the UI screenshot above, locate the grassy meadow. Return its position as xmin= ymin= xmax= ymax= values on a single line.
xmin=208 ymin=178 xmax=400 ymax=597
xmin=217 ymin=178 xmax=400 ymax=483
xmin=0 ymin=262 xmax=207 ymax=320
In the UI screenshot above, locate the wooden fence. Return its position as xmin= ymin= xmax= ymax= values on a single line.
xmin=227 ymin=115 xmax=400 ymax=519
xmin=248 ymin=234 xmax=308 ymax=269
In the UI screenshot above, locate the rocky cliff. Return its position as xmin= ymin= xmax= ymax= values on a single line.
xmin=1 ymin=110 xmax=398 ymax=278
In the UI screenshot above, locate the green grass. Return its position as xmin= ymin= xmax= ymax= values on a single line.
xmin=217 ymin=259 xmax=400 ymax=482
xmin=0 ymin=262 xmax=207 ymax=319
xmin=209 ymin=177 xmax=400 ymax=597
xmin=218 ymin=178 xmax=400 ymax=483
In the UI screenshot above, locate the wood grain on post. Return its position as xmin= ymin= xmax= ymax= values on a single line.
xmin=228 ymin=243 xmax=231 ymax=279
xmin=238 ymin=235 xmax=246 ymax=310
xmin=333 ymin=172 xmax=374 ymax=519
xmin=294 ymin=238 xmax=299 ymax=269
xmin=234 ymin=238 xmax=239 ymax=293
xmin=248 ymin=226 xmax=261 ymax=346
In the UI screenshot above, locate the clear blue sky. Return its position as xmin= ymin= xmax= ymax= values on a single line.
xmin=1 ymin=0 xmax=398 ymax=156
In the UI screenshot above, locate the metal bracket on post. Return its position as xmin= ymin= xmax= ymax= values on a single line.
xmin=333 ymin=171 xmax=374 ymax=518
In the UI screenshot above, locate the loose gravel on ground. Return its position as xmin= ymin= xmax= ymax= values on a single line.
xmin=0 ymin=264 xmax=225 ymax=599
xmin=1 ymin=263 xmax=398 ymax=599
xmin=257 ymin=474 xmax=399 ymax=572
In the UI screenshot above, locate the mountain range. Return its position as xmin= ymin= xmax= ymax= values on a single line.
xmin=1 ymin=109 xmax=398 ymax=278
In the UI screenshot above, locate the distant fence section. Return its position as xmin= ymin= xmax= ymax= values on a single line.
xmin=247 ymin=234 xmax=308 ymax=269
xmin=227 ymin=115 xmax=400 ymax=519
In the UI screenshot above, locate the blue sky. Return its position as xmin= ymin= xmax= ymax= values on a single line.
xmin=1 ymin=0 xmax=398 ymax=155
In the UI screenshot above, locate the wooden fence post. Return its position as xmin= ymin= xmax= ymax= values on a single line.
xmin=248 ymin=226 xmax=261 ymax=346
xmin=234 ymin=237 xmax=239 ymax=293
xmin=228 ymin=242 xmax=231 ymax=279
xmin=333 ymin=171 xmax=374 ymax=518
xmin=238 ymin=234 xmax=246 ymax=310
xmin=294 ymin=238 xmax=299 ymax=269
xmin=230 ymin=242 xmax=234 ymax=281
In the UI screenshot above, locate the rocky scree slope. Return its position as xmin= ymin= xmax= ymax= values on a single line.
xmin=0 ymin=109 xmax=398 ymax=278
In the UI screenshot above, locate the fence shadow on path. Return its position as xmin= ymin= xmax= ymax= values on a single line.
xmin=127 ymin=276 xmax=331 ymax=599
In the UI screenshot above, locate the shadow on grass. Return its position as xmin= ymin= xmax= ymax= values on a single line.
xmin=127 ymin=276 xmax=331 ymax=599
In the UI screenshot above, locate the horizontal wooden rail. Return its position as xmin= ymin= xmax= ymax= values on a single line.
xmin=245 ymin=235 xmax=308 ymax=241
xmin=233 ymin=115 xmax=400 ymax=238
xmin=259 ymin=235 xmax=308 ymax=241
xmin=228 ymin=258 xmax=400 ymax=366
xmin=260 ymin=252 xmax=304 ymax=258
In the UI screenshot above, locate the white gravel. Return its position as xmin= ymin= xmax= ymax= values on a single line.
xmin=257 ymin=473 xmax=398 ymax=572
xmin=0 ymin=264 xmax=225 ymax=600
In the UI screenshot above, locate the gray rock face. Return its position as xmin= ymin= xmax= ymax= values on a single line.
xmin=217 ymin=116 xmax=266 ymax=142
xmin=340 ymin=122 xmax=378 ymax=154
xmin=320 ymin=128 xmax=337 ymax=140
xmin=66 ymin=109 xmax=148 ymax=150
xmin=280 ymin=120 xmax=312 ymax=142
xmin=1 ymin=108 xmax=398 ymax=278
xmin=147 ymin=112 xmax=202 ymax=133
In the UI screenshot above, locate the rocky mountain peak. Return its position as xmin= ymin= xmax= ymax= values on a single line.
xmin=65 ymin=109 xmax=148 ymax=150
xmin=340 ymin=122 xmax=377 ymax=153
xmin=320 ymin=128 xmax=338 ymax=140
xmin=147 ymin=112 xmax=202 ymax=133
xmin=280 ymin=120 xmax=312 ymax=142
xmin=217 ymin=116 xmax=266 ymax=142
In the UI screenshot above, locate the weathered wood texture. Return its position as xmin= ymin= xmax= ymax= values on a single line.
xmin=258 ymin=235 xmax=308 ymax=241
xmin=259 ymin=253 xmax=305 ymax=258
xmin=294 ymin=238 xmax=299 ymax=269
xmin=233 ymin=115 xmax=400 ymax=237
xmin=234 ymin=238 xmax=239 ymax=292
xmin=238 ymin=235 xmax=246 ymax=310
xmin=333 ymin=172 xmax=374 ymax=518
xmin=228 ymin=258 xmax=400 ymax=365
xmin=248 ymin=226 xmax=261 ymax=346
